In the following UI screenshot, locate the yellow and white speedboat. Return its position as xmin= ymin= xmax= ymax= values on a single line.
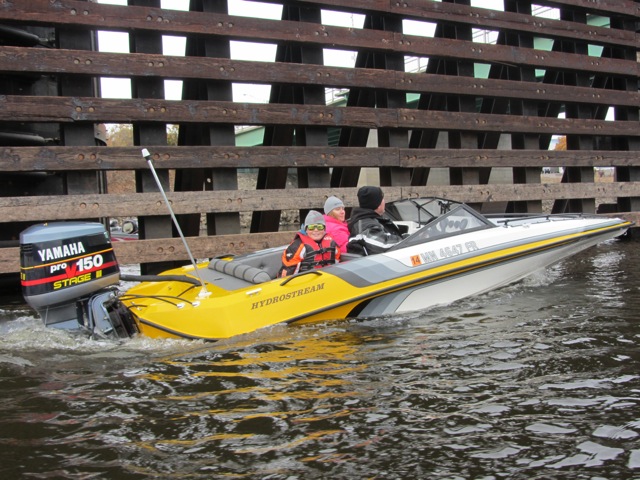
xmin=20 ymin=198 xmax=632 ymax=341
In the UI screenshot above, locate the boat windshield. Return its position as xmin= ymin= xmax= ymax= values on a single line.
xmin=385 ymin=198 xmax=461 ymax=225
xmin=387 ymin=198 xmax=495 ymax=250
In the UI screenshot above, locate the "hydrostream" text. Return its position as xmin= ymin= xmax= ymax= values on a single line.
xmin=251 ymin=283 xmax=325 ymax=310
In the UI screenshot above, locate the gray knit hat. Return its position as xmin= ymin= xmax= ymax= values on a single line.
xmin=323 ymin=195 xmax=344 ymax=214
xmin=304 ymin=210 xmax=325 ymax=228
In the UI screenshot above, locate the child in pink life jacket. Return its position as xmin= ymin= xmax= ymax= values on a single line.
xmin=323 ymin=195 xmax=349 ymax=251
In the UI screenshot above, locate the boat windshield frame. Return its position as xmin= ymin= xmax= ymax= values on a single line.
xmin=387 ymin=198 xmax=495 ymax=251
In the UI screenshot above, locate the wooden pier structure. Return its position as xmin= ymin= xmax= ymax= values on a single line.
xmin=0 ymin=0 xmax=638 ymax=281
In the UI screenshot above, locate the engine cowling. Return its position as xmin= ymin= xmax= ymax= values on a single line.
xmin=20 ymin=222 xmax=135 ymax=337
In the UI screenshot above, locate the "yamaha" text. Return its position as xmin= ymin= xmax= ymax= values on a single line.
xmin=37 ymin=242 xmax=86 ymax=262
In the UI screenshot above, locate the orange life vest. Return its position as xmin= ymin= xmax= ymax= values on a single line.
xmin=278 ymin=232 xmax=339 ymax=277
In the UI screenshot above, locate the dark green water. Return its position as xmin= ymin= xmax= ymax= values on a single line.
xmin=1 ymin=240 xmax=639 ymax=479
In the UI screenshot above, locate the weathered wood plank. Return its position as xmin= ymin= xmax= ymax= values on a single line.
xmin=1 ymin=95 xmax=637 ymax=137
xmin=1 ymin=146 xmax=638 ymax=172
xmin=279 ymin=0 xmax=639 ymax=22
xmin=0 ymin=189 xmax=346 ymax=221
xmin=1 ymin=210 xmax=638 ymax=274
xmin=0 ymin=1 xmax=635 ymax=76
xmin=399 ymin=150 xmax=640 ymax=169
xmin=397 ymin=183 xmax=640 ymax=205
xmin=531 ymin=0 xmax=638 ymax=17
xmin=0 ymin=231 xmax=296 ymax=274
xmin=0 ymin=47 xmax=636 ymax=108
xmin=1 ymin=183 xmax=639 ymax=222
xmin=278 ymin=0 xmax=638 ymax=47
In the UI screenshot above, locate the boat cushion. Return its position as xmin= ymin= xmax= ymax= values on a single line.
xmin=224 ymin=248 xmax=285 ymax=279
xmin=208 ymin=258 xmax=272 ymax=284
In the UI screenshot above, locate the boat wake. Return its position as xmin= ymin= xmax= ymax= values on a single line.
xmin=0 ymin=312 xmax=203 ymax=371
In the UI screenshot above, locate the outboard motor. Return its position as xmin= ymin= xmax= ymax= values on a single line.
xmin=20 ymin=222 xmax=138 ymax=339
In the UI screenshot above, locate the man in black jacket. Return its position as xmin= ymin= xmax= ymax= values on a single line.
xmin=347 ymin=186 xmax=404 ymax=255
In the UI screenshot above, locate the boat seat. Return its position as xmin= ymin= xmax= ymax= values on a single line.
xmin=208 ymin=248 xmax=284 ymax=284
xmin=208 ymin=258 xmax=273 ymax=284
xmin=208 ymin=248 xmax=363 ymax=285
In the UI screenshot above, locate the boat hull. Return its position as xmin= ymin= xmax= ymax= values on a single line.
xmin=358 ymin=225 xmax=622 ymax=316
xmin=122 ymin=214 xmax=631 ymax=341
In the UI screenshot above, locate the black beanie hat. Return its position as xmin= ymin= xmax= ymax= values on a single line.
xmin=357 ymin=186 xmax=384 ymax=210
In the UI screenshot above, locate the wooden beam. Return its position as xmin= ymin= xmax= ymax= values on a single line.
xmin=1 ymin=211 xmax=638 ymax=274
xmin=0 ymin=231 xmax=296 ymax=274
xmin=1 ymin=47 xmax=636 ymax=108
xmin=1 ymin=147 xmax=637 ymax=171
xmin=531 ymin=0 xmax=638 ymax=17
xmin=1 ymin=182 xmax=639 ymax=222
xmin=1 ymin=95 xmax=638 ymax=137
xmin=277 ymin=0 xmax=639 ymax=24
xmin=284 ymin=0 xmax=638 ymax=48
xmin=0 ymin=1 xmax=636 ymax=76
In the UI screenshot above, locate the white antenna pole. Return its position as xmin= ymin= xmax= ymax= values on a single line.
xmin=141 ymin=148 xmax=209 ymax=298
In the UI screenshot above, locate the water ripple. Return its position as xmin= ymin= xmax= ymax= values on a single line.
xmin=0 ymin=241 xmax=639 ymax=478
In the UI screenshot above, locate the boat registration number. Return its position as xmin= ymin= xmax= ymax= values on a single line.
xmin=410 ymin=241 xmax=479 ymax=266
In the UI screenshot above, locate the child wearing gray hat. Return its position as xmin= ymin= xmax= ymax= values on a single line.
xmin=278 ymin=210 xmax=341 ymax=277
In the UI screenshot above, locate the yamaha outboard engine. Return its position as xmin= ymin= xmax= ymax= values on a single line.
xmin=20 ymin=222 xmax=138 ymax=339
